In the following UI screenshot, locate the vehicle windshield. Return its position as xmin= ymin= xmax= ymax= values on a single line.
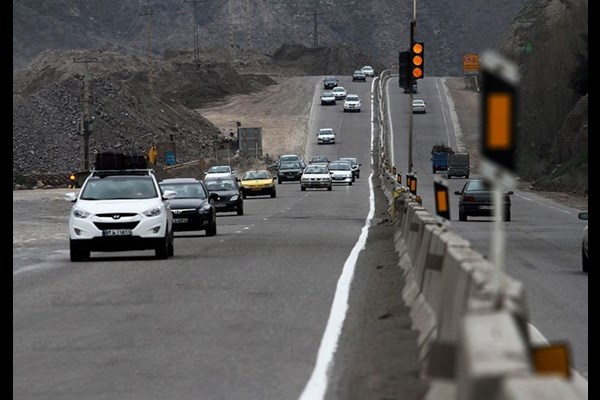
xmin=208 ymin=166 xmax=231 ymax=173
xmin=280 ymin=162 xmax=301 ymax=170
xmin=329 ymin=163 xmax=351 ymax=171
xmin=159 ymin=182 xmax=207 ymax=199
xmin=205 ymin=179 xmax=237 ymax=191
xmin=319 ymin=129 xmax=334 ymax=135
xmin=305 ymin=166 xmax=328 ymax=174
xmin=243 ymin=171 xmax=270 ymax=180
xmin=81 ymin=177 xmax=158 ymax=200
xmin=346 ymin=95 xmax=359 ymax=101
xmin=322 ymin=92 xmax=334 ymax=97
xmin=465 ymin=180 xmax=491 ymax=192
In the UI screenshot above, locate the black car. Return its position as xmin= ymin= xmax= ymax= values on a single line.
xmin=454 ymin=179 xmax=513 ymax=221
xmin=277 ymin=161 xmax=304 ymax=184
xmin=323 ymin=76 xmax=338 ymax=89
xmin=205 ymin=177 xmax=244 ymax=215
xmin=159 ymin=178 xmax=217 ymax=236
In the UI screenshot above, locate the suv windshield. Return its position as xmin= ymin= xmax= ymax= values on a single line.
xmin=80 ymin=176 xmax=157 ymax=200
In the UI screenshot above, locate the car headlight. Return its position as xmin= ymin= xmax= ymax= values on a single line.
xmin=230 ymin=195 xmax=239 ymax=201
xmin=72 ymin=206 xmax=91 ymax=219
xmin=143 ymin=206 xmax=162 ymax=217
xmin=199 ymin=203 xmax=212 ymax=213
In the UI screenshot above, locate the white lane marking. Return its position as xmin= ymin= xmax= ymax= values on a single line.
xmin=528 ymin=323 xmax=588 ymax=397
xmin=514 ymin=193 xmax=572 ymax=214
xmin=13 ymin=250 xmax=68 ymax=276
xmin=299 ymin=173 xmax=375 ymax=400
xmin=435 ymin=79 xmax=452 ymax=147
xmin=439 ymin=77 xmax=465 ymax=152
xmin=299 ymin=80 xmax=377 ymax=400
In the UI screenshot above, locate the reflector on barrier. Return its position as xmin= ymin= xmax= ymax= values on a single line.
xmin=532 ymin=342 xmax=571 ymax=378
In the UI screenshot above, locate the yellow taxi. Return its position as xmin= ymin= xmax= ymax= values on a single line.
xmin=240 ymin=170 xmax=277 ymax=199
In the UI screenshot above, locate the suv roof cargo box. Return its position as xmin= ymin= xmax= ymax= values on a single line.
xmin=95 ymin=151 xmax=147 ymax=170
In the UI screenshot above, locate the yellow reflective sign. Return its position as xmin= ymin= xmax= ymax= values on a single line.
xmin=486 ymin=93 xmax=512 ymax=149
xmin=436 ymin=190 xmax=448 ymax=213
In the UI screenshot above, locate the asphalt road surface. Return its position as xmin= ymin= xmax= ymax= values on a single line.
xmin=385 ymin=76 xmax=588 ymax=379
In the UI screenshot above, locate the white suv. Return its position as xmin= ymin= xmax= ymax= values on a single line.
xmin=65 ymin=169 xmax=176 ymax=261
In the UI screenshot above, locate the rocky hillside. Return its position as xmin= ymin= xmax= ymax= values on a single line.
xmin=12 ymin=44 xmax=373 ymax=177
xmin=498 ymin=0 xmax=588 ymax=195
xmin=13 ymin=0 xmax=525 ymax=76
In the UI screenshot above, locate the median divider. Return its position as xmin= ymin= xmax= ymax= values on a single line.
xmin=377 ymin=170 xmax=584 ymax=399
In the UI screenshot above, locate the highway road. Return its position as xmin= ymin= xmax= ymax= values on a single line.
xmin=385 ymin=76 xmax=588 ymax=378
xmin=13 ymin=74 xmax=587 ymax=399
xmin=13 ymin=76 xmax=427 ymax=400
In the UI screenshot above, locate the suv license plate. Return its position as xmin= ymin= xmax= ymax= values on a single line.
xmin=173 ymin=218 xmax=188 ymax=224
xmin=103 ymin=229 xmax=132 ymax=236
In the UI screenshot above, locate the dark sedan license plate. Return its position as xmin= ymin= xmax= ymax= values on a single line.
xmin=173 ymin=218 xmax=188 ymax=224
xmin=103 ymin=229 xmax=132 ymax=236
xmin=215 ymin=203 xmax=226 ymax=207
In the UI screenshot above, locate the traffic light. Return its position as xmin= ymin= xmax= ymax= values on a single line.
xmin=398 ymin=50 xmax=410 ymax=89
xmin=410 ymin=42 xmax=424 ymax=80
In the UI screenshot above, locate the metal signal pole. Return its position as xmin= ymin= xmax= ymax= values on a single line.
xmin=74 ymin=57 xmax=98 ymax=171
xmin=408 ymin=8 xmax=416 ymax=173
xmin=313 ymin=10 xmax=323 ymax=47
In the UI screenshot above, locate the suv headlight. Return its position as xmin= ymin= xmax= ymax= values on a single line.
xmin=72 ymin=206 xmax=91 ymax=219
xmin=143 ymin=206 xmax=162 ymax=217
xmin=230 ymin=195 xmax=239 ymax=201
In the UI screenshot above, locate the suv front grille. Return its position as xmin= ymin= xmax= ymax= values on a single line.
xmin=94 ymin=222 xmax=140 ymax=230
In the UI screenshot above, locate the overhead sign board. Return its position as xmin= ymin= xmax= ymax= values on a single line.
xmin=463 ymin=53 xmax=480 ymax=75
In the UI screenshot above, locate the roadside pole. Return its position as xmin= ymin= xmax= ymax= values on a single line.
xmin=480 ymin=51 xmax=518 ymax=300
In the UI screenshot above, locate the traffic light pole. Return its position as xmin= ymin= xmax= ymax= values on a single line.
xmin=408 ymin=20 xmax=416 ymax=173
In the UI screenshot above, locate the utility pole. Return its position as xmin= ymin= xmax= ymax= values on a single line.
xmin=139 ymin=7 xmax=155 ymax=91
xmin=228 ymin=0 xmax=235 ymax=58
xmin=73 ymin=56 xmax=98 ymax=172
xmin=185 ymin=0 xmax=206 ymax=66
xmin=245 ymin=0 xmax=251 ymax=50
xmin=312 ymin=9 xmax=323 ymax=47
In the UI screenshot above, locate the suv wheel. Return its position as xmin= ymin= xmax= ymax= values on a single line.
xmin=167 ymin=231 xmax=174 ymax=257
xmin=70 ymin=240 xmax=90 ymax=262
xmin=459 ymin=210 xmax=467 ymax=221
xmin=155 ymin=235 xmax=169 ymax=259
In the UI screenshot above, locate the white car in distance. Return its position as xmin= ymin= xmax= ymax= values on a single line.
xmin=327 ymin=161 xmax=354 ymax=185
xmin=317 ymin=128 xmax=336 ymax=145
xmin=343 ymin=94 xmax=361 ymax=112
xmin=204 ymin=165 xmax=237 ymax=179
xmin=412 ymin=99 xmax=427 ymax=114
xmin=361 ymin=65 xmax=375 ymax=77
xmin=332 ymin=87 xmax=347 ymax=100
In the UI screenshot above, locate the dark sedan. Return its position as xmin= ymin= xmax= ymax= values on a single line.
xmin=159 ymin=178 xmax=217 ymax=236
xmin=454 ymin=179 xmax=513 ymax=221
xmin=205 ymin=177 xmax=244 ymax=215
xmin=277 ymin=161 xmax=304 ymax=184
xmin=323 ymin=76 xmax=338 ymax=89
